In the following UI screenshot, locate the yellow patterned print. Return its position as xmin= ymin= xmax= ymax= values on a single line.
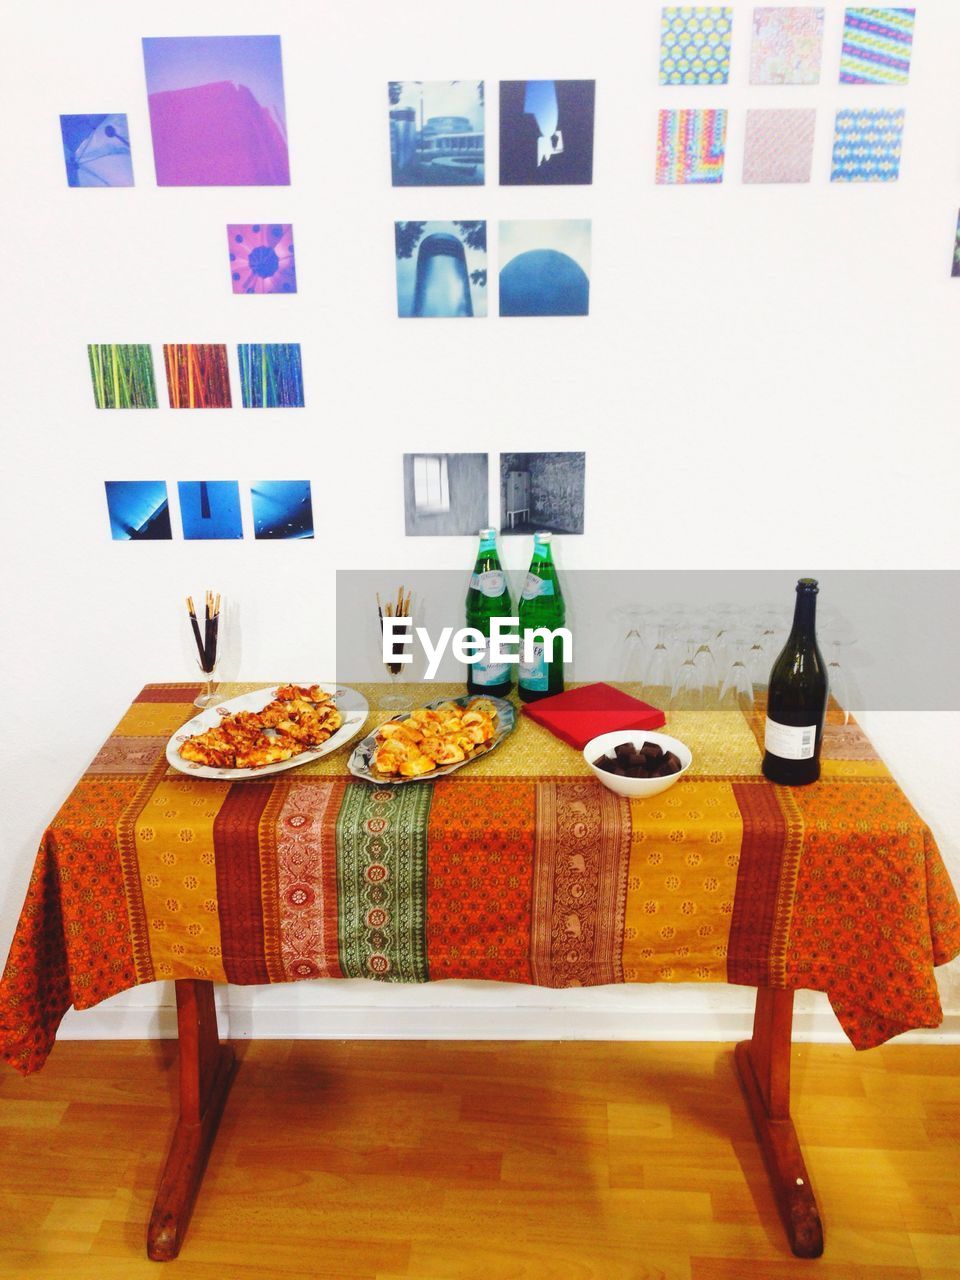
xmin=622 ymin=780 xmax=743 ymax=983
xmin=134 ymin=776 xmax=230 ymax=982
xmin=115 ymin=702 xmax=199 ymax=737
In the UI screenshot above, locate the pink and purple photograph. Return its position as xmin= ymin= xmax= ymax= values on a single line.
xmin=227 ymin=224 xmax=296 ymax=294
xmin=142 ymin=35 xmax=290 ymax=186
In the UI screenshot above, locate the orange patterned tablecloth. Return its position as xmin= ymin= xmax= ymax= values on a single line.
xmin=1 ymin=682 xmax=958 ymax=1074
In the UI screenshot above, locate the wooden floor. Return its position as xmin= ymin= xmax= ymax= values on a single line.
xmin=0 ymin=1039 xmax=957 ymax=1279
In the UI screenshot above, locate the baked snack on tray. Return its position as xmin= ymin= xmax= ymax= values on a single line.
xmin=371 ymin=698 xmax=498 ymax=778
xmin=179 ymin=684 xmax=342 ymax=770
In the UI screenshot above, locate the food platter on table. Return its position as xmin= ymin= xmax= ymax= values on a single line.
xmin=166 ymin=683 xmax=369 ymax=780
xmin=347 ymin=694 xmax=516 ymax=784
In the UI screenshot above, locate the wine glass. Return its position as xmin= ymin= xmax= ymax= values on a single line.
xmin=669 ymin=637 xmax=706 ymax=712
xmin=718 ymin=626 xmax=755 ymax=716
xmin=641 ymin=613 xmax=674 ymax=706
xmin=610 ymin=604 xmax=646 ymax=682
xmin=819 ymin=607 xmax=857 ymax=725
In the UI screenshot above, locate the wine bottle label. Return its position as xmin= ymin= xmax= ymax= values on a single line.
xmin=469 ymin=570 xmax=506 ymax=598
xmin=472 ymin=637 xmax=510 ymax=685
xmin=764 ymin=717 xmax=816 ymax=761
xmin=518 ymin=643 xmax=548 ymax=690
xmin=521 ymin=572 xmax=555 ymax=600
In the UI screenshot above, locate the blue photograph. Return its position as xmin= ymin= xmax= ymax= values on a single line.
xmin=499 ymin=81 xmax=595 ymax=186
xmin=499 ymin=220 xmax=592 ymax=317
xmin=388 ymin=81 xmax=484 ymax=186
xmin=238 ymin=343 xmax=304 ymax=407
xmin=395 ymin=221 xmax=487 ymax=318
xmin=178 ymin=481 xmax=243 ymax=540
xmin=60 ymin=114 xmax=133 ymax=187
xmin=251 ymin=481 xmax=314 ymax=540
xmin=104 ymin=481 xmax=171 ymax=540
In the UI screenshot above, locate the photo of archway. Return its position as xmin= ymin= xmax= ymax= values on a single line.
xmin=395 ymin=221 xmax=487 ymax=318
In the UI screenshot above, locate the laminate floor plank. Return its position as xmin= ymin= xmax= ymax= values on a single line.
xmin=1 ymin=1040 xmax=958 ymax=1279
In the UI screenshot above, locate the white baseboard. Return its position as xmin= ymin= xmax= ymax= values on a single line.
xmin=57 ymin=1001 xmax=960 ymax=1046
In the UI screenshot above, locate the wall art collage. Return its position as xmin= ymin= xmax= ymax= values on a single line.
xmin=60 ymin=11 xmax=947 ymax=544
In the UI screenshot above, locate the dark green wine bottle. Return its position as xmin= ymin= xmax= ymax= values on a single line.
xmin=518 ymin=532 xmax=566 ymax=703
xmin=465 ymin=528 xmax=514 ymax=699
xmin=762 ymin=578 xmax=829 ymax=786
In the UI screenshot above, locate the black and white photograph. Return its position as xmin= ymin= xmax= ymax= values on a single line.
xmin=499 ymin=451 xmax=585 ymax=536
xmin=403 ymin=452 xmax=488 ymax=536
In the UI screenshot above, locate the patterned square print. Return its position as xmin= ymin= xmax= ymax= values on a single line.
xmin=743 ymin=108 xmax=816 ymax=183
xmin=750 ymin=7 xmax=824 ymax=84
xmin=659 ymin=8 xmax=733 ymax=85
xmin=656 ymin=109 xmax=727 ymax=184
xmin=952 ymin=211 xmax=960 ymax=278
xmin=830 ymin=108 xmax=904 ymax=182
xmin=840 ymin=8 xmax=915 ymax=85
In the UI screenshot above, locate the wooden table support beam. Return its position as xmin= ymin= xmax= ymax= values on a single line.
xmin=735 ymin=987 xmax=824 ymax=1259
xmin=147 ymin=980 xmax=237 ymax=1262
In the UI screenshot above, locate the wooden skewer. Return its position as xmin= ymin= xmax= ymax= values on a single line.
xmin=185 ymin=596 xmax=206 ymax=668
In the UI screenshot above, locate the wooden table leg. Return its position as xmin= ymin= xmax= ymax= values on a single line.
xmin=734 ymin=988 xmax=824 ymax=1258
xmin=147 ymin=980 xmax=237 ymax=1261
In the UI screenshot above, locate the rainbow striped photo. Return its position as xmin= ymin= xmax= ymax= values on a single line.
xmin=656 ymin=109 xmax=727 ymax=184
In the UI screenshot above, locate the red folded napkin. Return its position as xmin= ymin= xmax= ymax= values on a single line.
xmin=521 ymin=682 xmax=666 ymax=750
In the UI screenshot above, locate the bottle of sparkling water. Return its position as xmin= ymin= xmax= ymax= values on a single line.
xmin=465 ymin=527 xmax=514 ymax=699
xmin=518 ymin=532 xmax=566 ymax=703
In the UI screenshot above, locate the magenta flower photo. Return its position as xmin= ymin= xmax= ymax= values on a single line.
xmin=226 ymin=224 xmax=296 ymax=294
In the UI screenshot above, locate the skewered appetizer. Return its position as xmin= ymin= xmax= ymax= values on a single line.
xmin=179 ymin=684 xmax=343 ymax=769
xmin=371 ymin=698 xmax=499 ymax=778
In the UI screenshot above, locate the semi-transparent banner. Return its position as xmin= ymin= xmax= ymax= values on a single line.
xmin=336 ymin=570 xmax=960 ymax=711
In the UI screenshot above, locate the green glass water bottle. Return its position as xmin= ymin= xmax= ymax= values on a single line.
xmin=518 ymin=531 xmax=566 ymax=703
xmin=465 ymin=527 xmax=515 ymax=699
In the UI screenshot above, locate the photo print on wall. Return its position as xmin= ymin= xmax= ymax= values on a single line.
xmin=142 ymin=35 xmax=290 ymax=186
xmin=395 ymin=221 xmax=487 ymax=318
xmin=178 ymin=481 xmax=243 ymax=540
xmin=238 ymin=343 xmax=304 ymax=408
xmin=499 ymin=452 xmax=586 ymax=536
xmin=88 ymin=344 xmax=157 ymax=409
xmin=952 ymin=211 xmax=960 ymax=277
xmin=659 ymin=7 xmax=733 ymax=85
xmin=227 ymin=224 xmax=296 ymax=294
xmin=60 ymin=114 xmax=133 ymax=187
xmin=749 ymin=7 xmax=824 ymax=84
xmin=104 ymin=481 xmax=172 ymax=541
xmin=251 ymin=481 xmax=314 ymax=539
xmin=839 ymin=8 xmax=915 ymax=85
xmin=499 ymin=220 xmax=591 ymax=317
xmin=403 ymin=454 xmax=489 ymax=537
xmin=499 ymin=81 xmax=595 ymax=185
xmin=742 ymin=108 xmax=816 ymax=183
xmin=830 ymin=108 xmax=904 ymax=181
xmin=656 ymin=109 xmax=727 ymax=183
xmin=163 ymin=344 xmax=232 ymax=409
xmin=388 ymin=81 xmax=484 ymax=185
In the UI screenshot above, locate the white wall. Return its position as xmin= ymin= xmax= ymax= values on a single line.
xmin=1 ymin=0 xmax=958 ymax=1043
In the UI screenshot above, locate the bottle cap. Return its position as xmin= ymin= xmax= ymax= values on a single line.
xmin=534 ymin=531 xmax=553 ymax=543
xmin=479 ymin=527 xmax=496 ymax=539
xmin=796 ymin=578 xmax=819 ymax=593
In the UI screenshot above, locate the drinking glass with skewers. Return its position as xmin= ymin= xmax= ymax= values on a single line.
xmin=377 ymin=588 xmax=413 ymax=715
xmin=186 ymin=591 xmax=222 ymax=708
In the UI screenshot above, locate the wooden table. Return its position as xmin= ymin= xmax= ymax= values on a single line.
xmin=1 ymin=682 xmax=957 ymax=1261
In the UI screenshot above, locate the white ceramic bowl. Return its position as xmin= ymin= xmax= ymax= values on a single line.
xmin=583 ymin=730 xmax=692 ymax=798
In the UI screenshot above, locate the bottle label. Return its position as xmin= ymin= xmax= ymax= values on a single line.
xmin=521 ymin=572 xmax=555 ymax=601
xmin=472 ymin=637 xmax=510 ymax=686
xmin=469 ymin=569 xmax=506 ymax=598
xmin=764 ymin=717 xmax=817 ymax=761
xmin=518 ymin=643 xmax=548 ymax=690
